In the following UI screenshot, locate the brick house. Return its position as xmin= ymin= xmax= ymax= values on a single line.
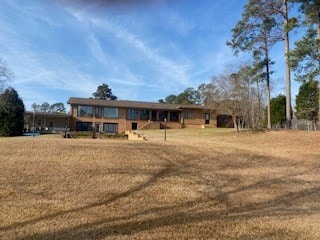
xmin=67 ymin=97 xmax=219 ymax=133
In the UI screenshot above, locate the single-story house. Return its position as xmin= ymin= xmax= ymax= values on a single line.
xmin=67 ymin=97 xmax=222 ymax=133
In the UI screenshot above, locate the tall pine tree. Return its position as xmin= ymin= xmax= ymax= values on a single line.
xmin=290 ymin=0 xmax=320 ymax=82
xmin=227 ymin=0 xmax=283 ymax=129
xmin=93 ymin=83 xmax=117 ymax=100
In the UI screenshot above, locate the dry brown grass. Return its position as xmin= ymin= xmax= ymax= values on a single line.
xmin=0 ymin=129 xmax=319 ymax=239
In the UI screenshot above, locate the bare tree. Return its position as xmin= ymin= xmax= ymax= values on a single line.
xmin=31 ymin=103 xmax=40 ymax=113
xmin=0 ymin=58 xmax=14 ymax=92
xmin=210 ymin=66 xmax=241 ymax=132
xmin=237 ymin=63 xmax=266 ymax=130
xmin=210 ymin=64 xmax=266 ymax=132
xmin=227 ymin=0 xmax=284 ymax=129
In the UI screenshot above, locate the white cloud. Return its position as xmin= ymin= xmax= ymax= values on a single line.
xmin=2 ymin=0 xmax=275 ymax=109
xmin=68 ymin=9 xmax=193 ymax=87
xmin=86 ymin=32 xmax=148 ymax=88
xmin=160 ymin=10 xmax=195 ymax=37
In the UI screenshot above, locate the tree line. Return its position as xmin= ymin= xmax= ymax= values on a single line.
xmin=226 ymin=0 xmax=319 ymax=130
xmin=31 ymin=102 xmax=66 ymax=114
xmin=1 ymin=0 xmax=319 ymax=135
xmin=159 ymin=62 xmax=318 ymax=131
xmin=159 ymin=0 xmax=319 ymax=131
xmin=31 ymin=83 xmax=119 ymax=113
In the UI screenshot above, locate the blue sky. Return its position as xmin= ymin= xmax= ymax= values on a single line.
xmin=0 ymin=0 xmax=300 ymax=111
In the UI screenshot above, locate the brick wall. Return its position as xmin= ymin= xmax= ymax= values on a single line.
xmin=69 ymin=105 xmax=218 ymax=133
xmin=183 ymin=109 xmax=217 ymax=128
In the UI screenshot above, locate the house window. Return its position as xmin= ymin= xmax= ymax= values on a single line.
xmin=95 ymin=107 xmax=101 ymax=118
xmin=104 ymin=108 xmax=118 ymax=118
xmin=77 ymin=106 xmax=93 ymax=117
xmin=140 ymin=110 xmax=150 ymax=120
xmin=104 ymin=123 xmax=118 ymax=133
xmin=95 ymin=123 xmax=100 ymax=132
xmin=76 ymin=122 xmax=93 ymax=131
xmin=184 ymin=111 xmax=191 ymax=119
xmin=37 ymin=119 xmax=42 ymax=125
xmin=127 ymin=108 xmax=138 ymax=120
xmin=49 ymin=121 xmax=54 ymax=128
xmin=170 ymin=111 xmax=180 ymax=122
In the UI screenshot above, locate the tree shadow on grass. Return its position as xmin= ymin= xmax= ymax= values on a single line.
xmin=0 ymin=160 xmax=174 ymax=233
xmin=2 ymin=144 xmax=320 ymax=239
xmin=16 ymin=184 xmax=320 ymax=240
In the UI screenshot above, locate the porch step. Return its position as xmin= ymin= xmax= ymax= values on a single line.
xmin=125 ymin=130 xmax=147 ymax=141
xmin=201 ymin=124 xmax=215 ymax=128
xmin=140 ymin=121 xmax=160 ymax=130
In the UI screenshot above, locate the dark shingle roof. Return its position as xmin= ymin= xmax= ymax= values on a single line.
xmin=67 ymin=97 xmax=207 ymax=110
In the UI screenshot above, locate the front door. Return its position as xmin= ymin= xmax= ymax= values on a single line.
xmin=205 ymin=113 xmax=210 ymax=124
xmin=132 ymin=122 xmax=138 ymax=130
xmin=151 ymin=111 xmax=157 ymax=121
xmin=95 ymin=123 xmax=100 ymax=133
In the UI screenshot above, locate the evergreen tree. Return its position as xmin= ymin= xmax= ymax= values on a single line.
xmin=164 ymin=94 xmax=177 ymax=103
xmin=0 ymin=88 xmax=25 ymax=136
xmin=162 ymin=87 xmax=203 ymax=105
xmin=197 ymin=83 xmax=216 ymax=104
xmin=48 ymin=102 xmax=65 ymax=113
xmin=290 ymin=0 xmax=320 ymax=82
xmin=174 ymin=91 xmax=192 ymax=104
xmin=40 ymin=102 xmax=50 ymax=113
xmin=270 ymin=94 xmax=286 ymax=127
xmin=93 ymin=83 xmax=117 ymax=100
xmin=174 ymin=88 xmax=200 ymax=104
xmin=290 ymin=27 xmax=319 ymax=81
xmin=295 ymin=80 xmax=319 ymax=121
